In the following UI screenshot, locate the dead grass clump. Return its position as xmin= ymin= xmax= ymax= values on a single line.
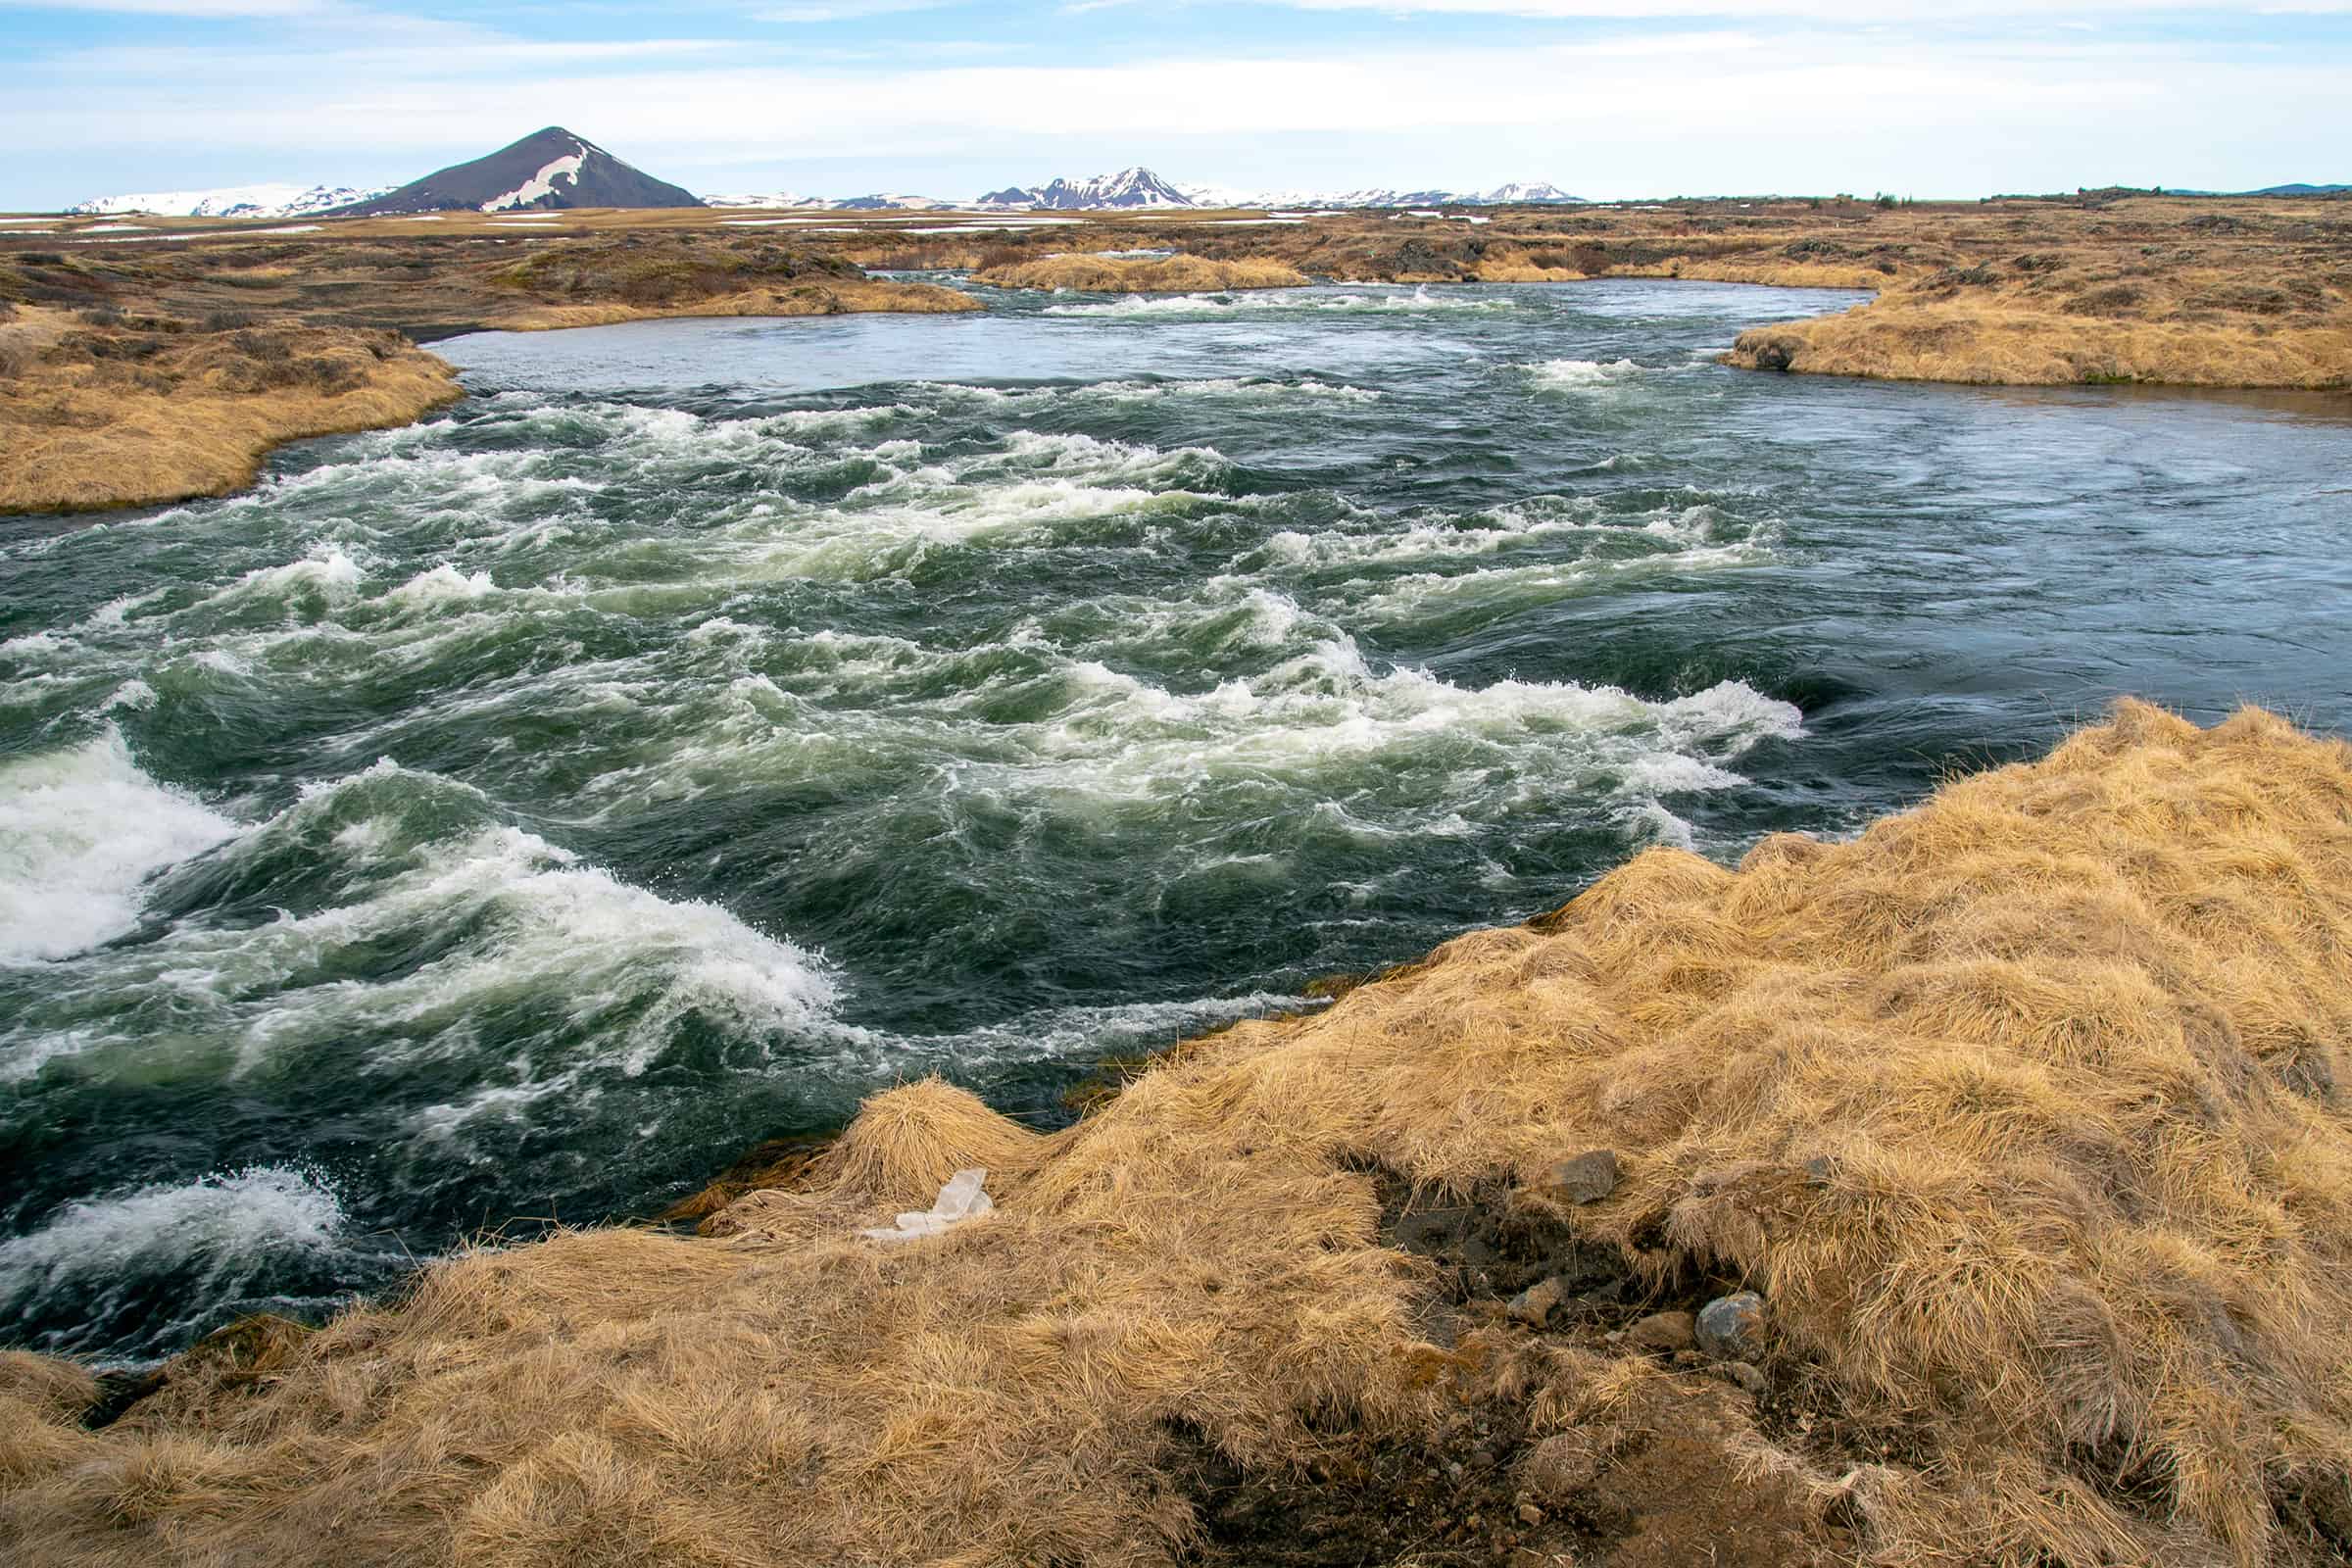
xmin=1728 ymin=252 xmax=2352 ymax=387
xmin=972 ymin=253 xmax=1308 ymax=292
xmin=7 ymin=703 xmax=2352 ymax=1566
xmin=0 ymin=306 xmax=464 ymax=514
xmin=1728 ymin=296 xmax=2352 ymax=386
xmin=495 ymin=276 xmax=977 ymax=330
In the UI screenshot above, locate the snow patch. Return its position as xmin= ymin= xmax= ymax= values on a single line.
xmin=481 ymin=148 xmax=586 ymax=213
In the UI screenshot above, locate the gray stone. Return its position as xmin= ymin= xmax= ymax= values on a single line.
xmin=1695 ymin=1291 xmax=1767 ymax=1359
xmin=1546 ymin=1149 xmax=1619 ymax=1204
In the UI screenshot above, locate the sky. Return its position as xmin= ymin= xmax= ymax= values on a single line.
xmin=1 ymin=0 xmax=2346 ymax=209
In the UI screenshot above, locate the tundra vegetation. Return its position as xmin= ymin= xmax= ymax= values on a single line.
xmin=5 ymin=701 xmax=2352 ymax=1568
xmin=3 ymin=192 xmax=2345 ymax=511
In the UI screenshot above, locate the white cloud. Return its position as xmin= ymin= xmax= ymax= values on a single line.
xmin=5 ymin=20 xmax=2343 ymax=203
xmin=0 ymin=0 xmax=331 ymax=13
xmin=1272 ymin=0 xmax=2352 ymax=12
xmin=754 ymin=0 xmax=954 ymax=19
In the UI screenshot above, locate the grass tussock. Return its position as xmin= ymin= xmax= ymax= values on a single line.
xmin=1727 ymin=259 xmax=2352 ymax=387
xmin=8 ymin=702 xmax=2352 ymax=1567
xmin=496 ymin=277 xmax=977 ymax=330
xmin=1729 ymin=301 xmax=2352 ymax=387
xmin=0 ymin=308 xmax=463 ymax=514
xmin=971 ymin=253 xmax=1309 ymax=291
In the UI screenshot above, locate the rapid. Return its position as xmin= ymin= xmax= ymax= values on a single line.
xmin=3 ymin=275 xmax=2346 ymax=1360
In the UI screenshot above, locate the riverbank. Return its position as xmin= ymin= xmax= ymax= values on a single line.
xmin=0 ymin=234 xmax=976 ymax=513
xmin=6 ymin=194 xmax=2346 ymax=512
xmin=971 ymin=253 xmax=1308 ymax=291
xmin=6 ymin=700 xmax=2348 ymax=1568
xmin=1726 ymin=252 xmax=2352 ymax=387
xmin=0 ymin=306 xmax=462 ymax=514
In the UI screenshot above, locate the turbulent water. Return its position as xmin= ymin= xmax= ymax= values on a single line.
xmin=4 ymin=277 xmax=2348 ymax=1361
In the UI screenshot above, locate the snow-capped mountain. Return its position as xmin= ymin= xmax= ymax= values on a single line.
xmin=979 ymin=168 xmax=1194 ymax=210
xmin=702 ymin=192 xmax=830 ymax=211
xmin=337 ymin=127 xmax=702 ymax=216
xmin=833 ymin=193 xmax=956 ymax=212
xmin=1181 ymin=180 xmax=1584 ymax=209
xmin=1472 ymin=181 xmax=1583 ymax=205
xmin=69 ymin=183 xmax=390 ymax=220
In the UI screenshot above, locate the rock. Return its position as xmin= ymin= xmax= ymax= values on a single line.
xmin=1695 ymin=1291 xmax=1767 ymax=1359
xmin=1517 ymin=1432 xmax=1605 ymax=1503
xmin=1506 ymin=1276 xmax=1566 ymax=1328
xmin=1623 ymin=1309 xmax=1696 ymax=1353
xmin=1720 ymin=1360 xmax=1769 ymax=1396
xmin=1517 ymin=1501 xmax=1546 ymax=1528
xmin=1740 ymin=332 xmax=1798 ymax=371
xmin=1546 ymin=1149 xmax=1619 ymax=1204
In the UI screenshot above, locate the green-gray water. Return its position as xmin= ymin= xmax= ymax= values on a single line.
xmin=4 ymin=277 xmax=2348 ymax=1360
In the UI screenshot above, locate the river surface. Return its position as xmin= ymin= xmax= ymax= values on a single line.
xmin=4 ymin=277 xmax=2348 ymax=1361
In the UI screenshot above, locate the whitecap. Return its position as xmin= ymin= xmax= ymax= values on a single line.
xmin=0 ymin=729 xmax=239 ymax=964
xmin=0 ymin=1164 xmax=346 ymax=1304
xmin=1527 ymin=358 xmax=1647 ymax=390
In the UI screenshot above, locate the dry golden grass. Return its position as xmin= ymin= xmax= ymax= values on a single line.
xmin=1726 ymin=236 xmax=2352 ymax=387
xmin=16 ymin=192 xmax=2350 ymax=390
xmin=7 ymin=701 xmax=2352 ymax=1566
xmin=1618 ymin=258 xmax=1895 ymax=291
xmin=1729 ymin=294 xmax=2352 ymax=387
xmin=971 ymin=253 xmax=1309 ymax=291
xmin=0 ymin=308 xmax=463 ymax=514
xmin=495 ymin=277 xmax=978 ymax=330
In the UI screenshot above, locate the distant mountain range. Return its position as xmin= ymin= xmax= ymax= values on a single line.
xmin=1178 ymin=178 xmax=1586 ymax=209
xmin=700 ymin=168 xmax=1587 ymax=213
xmin=73 ymin=138 xmax=2341 ymax=220
xmin=979 ymin=168 xmax=1195 ymax=210
xmin=68 ymin=183 xmax=389 ymax=220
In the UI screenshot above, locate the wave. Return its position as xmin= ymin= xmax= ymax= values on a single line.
xmin=0 ymin=1162 xmax=345 ymax=1294
xmin=1043 ymin=284 xmax=1512 ymax=318
xmin=1526 ymin=358 xmax=1650 ymax=391
xmin=1 ymin=759 xmax=849 ymax=1097
xmin=0 ymin=728 xmax=239 ymax=965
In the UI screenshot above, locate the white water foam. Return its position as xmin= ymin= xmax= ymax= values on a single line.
xmin=1528 ymin=358 xmax=1648 ymax=390
xmin=1042 ymin=284 xmax=1510 ymax=318
xmin=0 ymin=1163 xmax=346 ymax=1306
xmin=0 ymin=729 xmax=239 ymax=964
xmin=2 ymin=770 xmax=854 ymax=1097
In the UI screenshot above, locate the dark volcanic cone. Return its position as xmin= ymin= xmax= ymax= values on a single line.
xmin=337 ymin=127 xmax=701 ymax=216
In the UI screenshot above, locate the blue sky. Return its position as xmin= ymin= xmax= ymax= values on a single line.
xmin=2 ymin=0 xmax=2346 ymax=207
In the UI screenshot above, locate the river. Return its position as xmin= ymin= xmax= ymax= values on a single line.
xmin=3 ymin=276 xmax=2346 ymax=1359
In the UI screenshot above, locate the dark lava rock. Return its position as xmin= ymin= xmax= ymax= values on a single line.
xmin=1695 ymin=1292 xmax=1767 ymax=1359
xmin=1745 ymin=334 xmax=1796 ymax=371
